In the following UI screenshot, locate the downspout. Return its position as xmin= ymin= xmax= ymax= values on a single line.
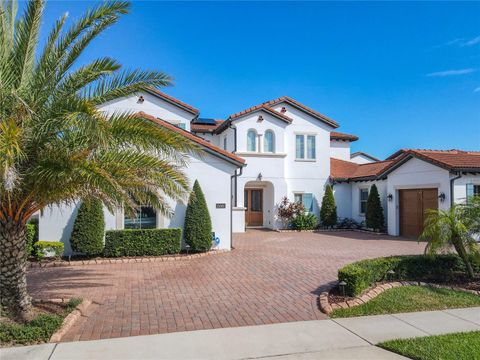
xmin=450 ymin=172 xmax=462 ymax=206
xmin=230 ymin=166 xmax=243 ymax=250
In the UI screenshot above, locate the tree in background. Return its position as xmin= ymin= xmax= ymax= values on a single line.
xmin=0 ymin=0 xmax=197 ymax=321
xmin=365 ymin=184 xmax=384 ymax=231
xmin=184 ymin=180 xmax=212 ymax=252
xmin=320 ymin=185 xmax=337 ymax=228
xmin=70 ymin=199 xmax=105 ymax=256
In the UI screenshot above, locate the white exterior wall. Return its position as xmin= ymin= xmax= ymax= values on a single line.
xmin=332 ymin=183 xmax=353 ymax=219
xmin=97 ymin=91 xmax=196 ymax=131
xmin=330 ymin=141 xmax=351 ymax=161
xmin=350 ymin=180 xmax=388 ymax=224
xmin=351 ymin=154 xmax=377 ymax=164
xmin=386 ymin=158 xmax=451 ymax=236
xmin=39 ymin=151 xmax=238 ymax=254
xmin=453 ymin=174 xmax=480 ymax=204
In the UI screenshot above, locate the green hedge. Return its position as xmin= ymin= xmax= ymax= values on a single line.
xmin=104 ymin=229 xmax=182 ymax=257
xmin=33 ymin=241 xmax=64 ymax=260
xmin=338 ymin=254 xmax=480 ymax=297
xmin=70 ymin=199 xmax=105 ymax=256
xmin=291 ymin=212 xmax=318 ymax=230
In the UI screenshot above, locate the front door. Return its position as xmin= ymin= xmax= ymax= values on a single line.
xmin=244 ymin=189 xmax=263 ymax=226
xmin=399 ymin=188 xmax=438 ymax=238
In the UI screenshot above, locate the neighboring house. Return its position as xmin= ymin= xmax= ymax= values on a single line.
xmin=331 ymin=149 xmax=480 ymax=237
xmin=350 ymin=151 xmax=380 ymax=164
xmin=39 ymin=89 xmax=480 ymax=252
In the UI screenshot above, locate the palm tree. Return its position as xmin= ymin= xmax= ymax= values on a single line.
xmin=0 ymin=0 xmax=197 ymax=321
xmin=420 ymin=197 xmax=480 ymax=279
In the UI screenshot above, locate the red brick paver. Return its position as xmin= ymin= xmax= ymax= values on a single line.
xmin=27 ymin=230 xmax=424 ymax=341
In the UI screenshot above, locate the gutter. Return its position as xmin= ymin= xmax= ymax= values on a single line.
xmin=450 ymin=172 xmax=462 ymax=206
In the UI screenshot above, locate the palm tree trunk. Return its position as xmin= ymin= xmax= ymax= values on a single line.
xmin=452 ymin=236 xmax=475 ymax=279
xmin=0 ymin=218 xmax=33 ymax=322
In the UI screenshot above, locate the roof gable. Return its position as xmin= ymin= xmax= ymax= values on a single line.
xmin=144 ymin=88 xmax=199 ymax=115
xmin=351 ymin=151 xmax=380 ymax=162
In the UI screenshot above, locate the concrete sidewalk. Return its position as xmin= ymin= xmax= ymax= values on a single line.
xmin=2 ymin=307 xmax=479 ymax=360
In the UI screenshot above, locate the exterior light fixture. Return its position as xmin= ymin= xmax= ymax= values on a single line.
xmin=438 ymin=192 xmax=446 ymax=202
xmin=339 ymin=280 xmax=347 ymax=297
xmin=257 ymin=173 xmax=263 ymax=181
xmin=387 ymin=193 xmax=393 ymax=201
xmin=138 ymin=95 xmax=145 ymax=103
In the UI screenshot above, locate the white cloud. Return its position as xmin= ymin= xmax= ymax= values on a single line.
xmin=474 ymin=87 xmax=480 ymax=93
xmin=426 ymin=68 xmax=477 ymax=77
xmin=436 ymin=35 xmax=480 ymax=48
xmin=463 ymin=36 xmax=480 ymax=47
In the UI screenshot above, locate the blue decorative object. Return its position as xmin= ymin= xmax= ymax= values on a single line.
xmin=212 ymin=232 xmax=220 ymax=247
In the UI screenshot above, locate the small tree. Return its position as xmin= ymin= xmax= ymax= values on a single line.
xmin=184 ymin=180 xmax=212 ymax=252
xmin=70 ymin=199 xmax=105 ymax=256
xmin=277 ymin=197 xmax=304 ymax=229
xmin=365 ymin=184 xmax=384 ymax=231
xmin=320 ymin=185 xmax=337 ymax=228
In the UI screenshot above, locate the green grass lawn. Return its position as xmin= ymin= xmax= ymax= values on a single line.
xmin=379 ymin=331 xmax=480 ymax=360
xmin=331 ymin=286 xmax=480 ymax=318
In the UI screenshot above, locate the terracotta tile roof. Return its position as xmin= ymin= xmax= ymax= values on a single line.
xmin=330 ymin=158 xmax=395 ymax=181
xmin=145 ymin=88 xmax=199 ymax=115
xmin=229 ymin=105 xmax=293 ymax=123
xmin=191 ymin=120 xmax=224 ymax=133
xmin=388 ymin=149 xmax=480 ymax=171
xmin=330 ymin=131 xmax=359 ymax=142
xmin=136 ymin=112 xmax=245 ymax=165
xmin=351 ymin=151 xmax=380 ymax=162
xmin=263 ymin=96 xmax=339 ymax=128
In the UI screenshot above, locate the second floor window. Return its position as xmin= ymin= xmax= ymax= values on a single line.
xmin=247 ymin=130 xmax=257 ymax=152
xmin=264 ymin=130 xmax=275 ymax=152
xmin=296 ymin=134 xmax=316 ymax=160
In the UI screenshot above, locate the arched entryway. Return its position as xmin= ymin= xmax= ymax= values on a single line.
xmin=244 ymin=181 xmax=274 ymax=228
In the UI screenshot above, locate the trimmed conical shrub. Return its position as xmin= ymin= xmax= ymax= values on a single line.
xmin=365 ymin=184 xmax=385 ymax=231
xmin=320 ymin=185 xmax=337 ymax=228
xmin=70 ymin=199 xmax=105 ymax=256
xmin=184 ymin=180 xmax=212 ymax=252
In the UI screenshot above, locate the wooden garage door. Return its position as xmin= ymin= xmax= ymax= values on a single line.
xmin=399 ymin=189 xmax=438 ymax=238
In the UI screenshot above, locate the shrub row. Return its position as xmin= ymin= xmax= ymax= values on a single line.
xmin=338 ymin=254 xmax=480 ymax=297
xmin=104 ymin=229 xmax=182 ymax=257
xmin=33 ymin=241 xmax=64 ymax=260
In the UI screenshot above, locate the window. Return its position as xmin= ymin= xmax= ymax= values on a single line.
xmin=223 ymin=137 xmax=227 ymax=150
xmin=295 ymin=134 xmax=316 ymax=160
xmin=176 ymin=123 xmax=186 ymax=130
xmin=247 ymin=130 xmax=257 ymax=152
xmin=124 ymin=206 xmax=156 ymax=229
xmin=294 ymin=193 xmax=314 ymax=212
xmin=251 ymin=190 xmax=262 ymax=211
xmin=466 ymin=184 xmax=480 ymax=203
xmin=264 ymin=130 xmax=275 ymax=152
xmin=360 ymin=188 xmax=369 ymax=214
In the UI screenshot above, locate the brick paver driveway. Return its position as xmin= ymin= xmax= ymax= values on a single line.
xmin=28 ymin=230 xmax=424 ymax=341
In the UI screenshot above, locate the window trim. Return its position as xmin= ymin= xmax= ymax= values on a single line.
xmin=247 ymin=129 xmax=258 ymax=152
xmin=359 ymin=188 xmax=369 ymax=215
xmin=295 ymin=133 xmax=316 ymax=161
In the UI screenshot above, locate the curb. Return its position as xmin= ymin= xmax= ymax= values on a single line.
xmin=28 ymin=249 xmax=230 ymax=268
xmin=276 ymin=229 xmax=388 ymax=235
xmin=49 ymin=299 xmax=92 ymax=343
xmin=319 ymin=281 xmax=480 ymax=315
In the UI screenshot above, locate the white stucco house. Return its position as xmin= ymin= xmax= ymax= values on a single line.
xmin=39 ymin=89 xmax=480 ymax=253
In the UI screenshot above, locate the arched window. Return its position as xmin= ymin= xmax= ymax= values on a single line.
xmin=247 ymin=130 xmax=257 ymax=152
xmin=264 ymin=130 xmax=275 ymax=153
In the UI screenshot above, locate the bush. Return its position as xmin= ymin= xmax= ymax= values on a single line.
xmin=104 ymin=229 xmax=181 ymax=257
xmin=184 ymin=180 xmax=212 ymax=252
xmin=277 ymin=196 xmax=305 ymax=228
xmin=365 ymin=184 xmax=384 ymax=231
xmin=33 ymin=241 xmax=64 ymax=260
xmin=338 ymin=254 xmax=478 ymax=297
xmin=320 ymin=185 xmax=337 ymax=228
xmin=291 ymin=212 xmax=318 ymax=230
xmin=337 ymin=217 xmax=362 ymax=229
xmin=25 ymin=223 xmax=36 ymax=258
xmin=70 ymin=199 xmax=105 ymax=256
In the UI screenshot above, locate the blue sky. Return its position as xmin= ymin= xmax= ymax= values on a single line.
xmin=37 ymin=1 xmax=480 ymax=159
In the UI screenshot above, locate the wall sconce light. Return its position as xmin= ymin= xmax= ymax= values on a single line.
xmin=257 ymin=115 xmax=264 ymax=122
xmin=257 ymin=173 xmax=263 ymax=181
xmin=137 ymin=95 xmax=145 ymax=104
xmin=438 ymin=192 xmax=446 ymax=202
xmin=387 ymin=193 xmax=393 ymax=201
